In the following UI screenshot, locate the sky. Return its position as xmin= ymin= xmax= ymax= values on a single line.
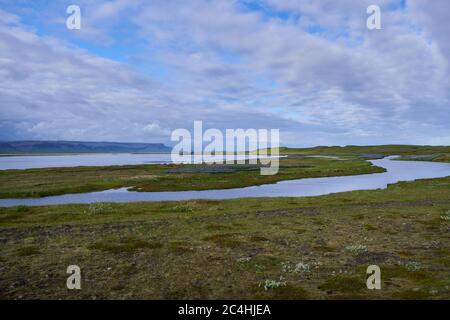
xmin=0 ymin=0 xmax=449 ymax=147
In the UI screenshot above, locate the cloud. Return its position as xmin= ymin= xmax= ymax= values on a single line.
xmin=0 ymin=1 xmax=449 ymax=146
xmin=0 ymin=7 xmax=301 ymax=144
xmin=131 ymin=0 xmax=449 ymax=143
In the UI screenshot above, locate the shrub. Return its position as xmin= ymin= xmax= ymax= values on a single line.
xmin=173 ymin=204 xmax=194 ymax=213
xmin=440 ymin=210 xmax=450 ymax=221
xmin=16 ymin=206 xmax=30 ymax=213
xmin=404 ymin=261 xmax=422 ymax=272
xmin=261 ymin=277 xmax=287 ymax=291
xmin=84 ymin=202 xmax=114 ymax=214
xmin=281 ymin=262 xmax=310 ymax=274
xmin=345 ymin=244 xmax=368 ymax=254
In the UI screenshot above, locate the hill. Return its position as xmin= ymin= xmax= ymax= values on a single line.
xmin=0 ymin=141 xmax=171 ymax=154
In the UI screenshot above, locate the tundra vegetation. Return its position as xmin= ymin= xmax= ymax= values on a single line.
xmin=0 ymin=156 xmax=383 ymax=199
xmin=0 ymin=145 xmax=449 ymax=299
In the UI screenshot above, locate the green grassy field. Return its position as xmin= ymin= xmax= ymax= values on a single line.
xmin=273 ymin=145 xmax=450 ymax=159
xmin=0 ymin=145 xmax=449 ymax=300
xmin=0 ymin=156 xmax=384 ymax=199
xmin=1 ymin=145 xmax=449 ymax=199
xmin=0 ymin=176 xmax=449 ymax=299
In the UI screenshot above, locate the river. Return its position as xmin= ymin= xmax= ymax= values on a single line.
xmin=0 ymin=157 xmax=449 ymax=207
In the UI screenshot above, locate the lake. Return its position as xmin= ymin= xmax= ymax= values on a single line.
xmin=0 ymin=157 xmax=449 ymax=207
xmin=0 ymin=153 xmax=272 ymax=170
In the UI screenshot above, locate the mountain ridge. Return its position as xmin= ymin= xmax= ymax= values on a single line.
xmin=0 ymin=140 xmax=171 ymax=154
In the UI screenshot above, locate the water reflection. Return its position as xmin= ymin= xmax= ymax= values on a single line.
xmin=1 ymin=157 xmax=449 ymax=207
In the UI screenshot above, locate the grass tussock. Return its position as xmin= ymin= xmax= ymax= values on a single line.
xmin=88 ymin=237 xmax=163 ymax=253
xmin=16 ymin=245 xmax=40 ymax=256
xmin=84 ymin=202 xmax=115 ymax=214
xmin=202 ymin=233 xmax=242 ymax=248
xmin=319 ymin=275 xmax=365 ymax=294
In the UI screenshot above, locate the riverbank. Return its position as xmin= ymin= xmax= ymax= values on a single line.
xmin=1 ymin=145 xmax=449 ymax=299
xmin=0 ymin=157 xmax=384 ymax=199
xmin=0 ymin=175 xmax=449 ymax=299
xmin=272 ymin=145 xmax=450 ymax=161
xmin=1 ymin=157 xmax=449 ymax=206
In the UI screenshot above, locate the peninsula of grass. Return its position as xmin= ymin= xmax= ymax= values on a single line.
xmin=271 ymin=145 xmax=450 ymax=161
xmin=0 ymin=156 xmax=385 ymax=199
xmin=2 ymin=144 xmax=450 ymax=199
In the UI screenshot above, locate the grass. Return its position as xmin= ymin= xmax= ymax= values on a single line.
xmin=261 ymin=278 xmax=287 ymax=290
xmin=0 ymin=145 xmax=449 ymax=299
xmin=202 ymin=233 xmax=242 ymax=248
xmin=0 ymin=156 xmax=385 ymax=198
xmin=16 ymin=246 xmax=40 ymax=257
xmin=272 ymin=145 xmax=450 ymax=161
xmin=255 ymin=284 xmax=309 ymax=300
xmin=396 ymin=154 xmax=450 ymax=163
xmin=88 ymin=237 xmax=163 ymax=254
xmin=84 ymin=203 xmax=115 ymax=215
xmin=345 ymin=245 xmax=368 ymax=254
xmin=0 ymin=174 xmax=449 ymax=299
xmin=318 ymin=275 xmax=365 ymax=294
xmin=441 ymin=210 xmax=450 ymax=221
xmin=1 ymin=145 xmax=449 ymax=199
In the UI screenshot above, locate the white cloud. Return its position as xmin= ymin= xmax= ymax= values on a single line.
xmin=0 ymin=1 xmax=449 ymax=146
xmin=0 ymin=8 xmax=298 ymax=144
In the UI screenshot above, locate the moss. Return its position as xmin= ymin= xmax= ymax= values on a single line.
xmin=256 ymin=284 xmax=309 ymax=300
xmin=205 ymin=224 xmax=231 ymax=231
xmin=88 ymin=237 xmax=163 ymax=253
xmin=394 ymin=289 xmax=431 ymax=300
xmin=313 ymin=245 xmax=336 ymax=252
xmin=1 ymin=168 xmax=450 ymax=299
xmin=16 ymin=245 xmax=40 ymax=256
xmin=365 ymin=225 xmax=377 ymax=231
xmin=382 ymin=265 xmax=435 ymax=283
xmin=16 ymin=206 xmax=30 ymax=213
xmin=84 ymin=203 xmax=115 ymax=214
xmin=249 ymin=235 xmax=269 ymax=242
xmin=313 ymin=218 xmax=327 ymax=225
xmin=172 ymin=204 xmax=194 ymax=213
xmin=202 ymin=233 xmax=242 ymax=248
xmin=167 ymin=241 xmax=193 ymax=253
xmin=397 ymin=250 xmax=415 ymax=257
xmin=319 ymin=275 xmax=365 ymax=294
xmin=110 ymin=262 xmax=138 ymax=278
xmin=238 ymin=255 xmax=282 ymax=273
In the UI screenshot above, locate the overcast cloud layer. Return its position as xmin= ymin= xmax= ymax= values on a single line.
xmin=0 ymin=0 xmax=449 ymax=146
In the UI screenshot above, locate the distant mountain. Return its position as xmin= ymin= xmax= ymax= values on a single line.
xmin=0 ymin=141 xmax=171 ymax=154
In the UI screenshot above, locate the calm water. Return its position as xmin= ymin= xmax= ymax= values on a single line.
xmin=0 ymin=153 xmax=272 ymax=170
xmin=1 ymin=157 xmax=449 ymax=207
